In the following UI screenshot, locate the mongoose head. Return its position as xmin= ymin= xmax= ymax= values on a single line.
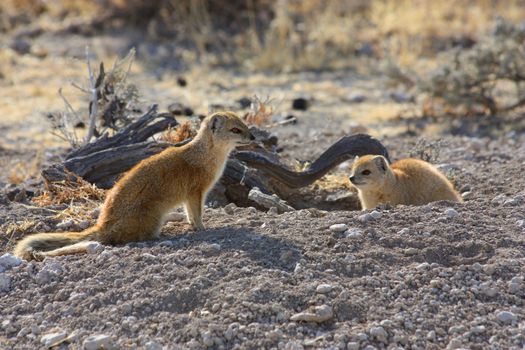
xmin=349 ymin=155 xmax=390 ymax=189
xmin=205 ymin=111 xmax=255 ymax=147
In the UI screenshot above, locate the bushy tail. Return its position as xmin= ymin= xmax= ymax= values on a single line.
xmin=13 ymin=227 xmax=99 ymax=261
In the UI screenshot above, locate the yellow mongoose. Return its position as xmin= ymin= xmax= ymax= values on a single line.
xmin=349 ymin=155 xmax=463 ymax=210
xmin=14 ymin=111 xmax=254 ymax=260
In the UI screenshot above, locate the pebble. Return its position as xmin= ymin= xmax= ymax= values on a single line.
xmin=517 ymin=219 xmax=525 ymax=228
xmin=369 ymin=326 xmax=388 ymax=343
xmin=416 ymin=262 xmax=430 ymax=270
xmin=347 ymin=342 xmax=360 ymax=350
xmin=369 ymin=210 xmax=382 ymax=219
xmin=86 ymin=242 xmax=104 ymax=254
xmin=358 ymin=213 xmax=372 ymax=222
xmin=329 ymin=224 xmax=348 ymax=232
xmin=397 ymin=228 xmax=410 ymax=235
xmin=316 ymin=284 xmax=333 ymax=294
xmin=0 ymin=274 xmax=11 ymax=292
xmin=290 ymin=305 xmax=333 ymax=323
xmin=491 ymin=194 xmax=507 ymax=205
xmin=90 ymin=208 xmax=101 ymax=219
xmin=164 ymin=212 xmax=185 ymax=222
xmin=345 ymin=228 xmax=363 ymax=238
xmin=78 ymin=220 xmax=91 ymax=230
xmin=496 ymin=310 xmax=517 ymax=324
xmin=0 ymin=253 xmax=23 ymax=272
xmin=447 ymin=337 xmax=462 ymax=349
xmin=145 ymin=341 xmax=163 ymax=350
xmin=404 ymin=248 xmax=419 ymax=256
xmin=41 ymin=331 xmax=67 ymax=347
xmin=159 ymin=240 xmax=174 ymax=247
xmin=56 ymin=219 xmax=75 ymax=230
xmin=444 ymin=208 xmax=459 ymax=218
xmin=508 ymin=276 xmax=523 ymax=294
xmin=224 ymin=203 xmax=236 ymax=215
xmin=83 ymin=334 xmax=114 ymax=350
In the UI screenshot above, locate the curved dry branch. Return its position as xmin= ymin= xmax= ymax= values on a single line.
xmin=234 ymin=134 xmax=390 ymax=188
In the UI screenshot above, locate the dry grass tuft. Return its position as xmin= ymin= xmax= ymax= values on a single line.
xmin=243 ymin=96 xmax=274 ymax=127
xmin=33 ymin=176 xmax=106 ymax=207
xmin=161 ymin=121 xmax=198 ymax=144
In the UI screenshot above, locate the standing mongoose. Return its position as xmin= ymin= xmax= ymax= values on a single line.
xmin=14 ymin=111 xmax=254 ymax=260
xmin=349 ymin=155 xmax=463 ymax=210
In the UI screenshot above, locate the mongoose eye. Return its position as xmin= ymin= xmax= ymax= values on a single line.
xmin=362 ymin=170 xmax=371 ymax=175
xmin=230 ymin=128 xmax=242 ymax=134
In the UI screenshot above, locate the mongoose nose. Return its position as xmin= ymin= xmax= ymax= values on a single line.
xmin=349 ymin=176 xmax=355 ymax=183
xmin=249 ymin=133 xmax=255 ymax=141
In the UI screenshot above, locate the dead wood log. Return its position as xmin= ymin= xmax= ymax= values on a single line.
xmin=41 ymin=107 xmax=390 ymax=208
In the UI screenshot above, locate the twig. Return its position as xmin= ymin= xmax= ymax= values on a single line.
xmin=84 ymin=46 xmax=98 ymax=145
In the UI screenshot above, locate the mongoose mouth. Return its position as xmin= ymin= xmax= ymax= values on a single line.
xmin=349 ymin=177 xmax=367 ymax=186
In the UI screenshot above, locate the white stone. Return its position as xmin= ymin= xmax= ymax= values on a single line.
xmin=316 ymin=284 xmax=333 ymax=294
xmin=145 ymin=341 xmax=163 ymax=350
xmin=397 ymin=228 xmax=410 ymax=235
xmin=41 ymin=332 xmax=67 ymax=346
xmin=369 ymin=326 xmax=388 ymax=343
xmin=164 ymin=212 xmax=185 ymax=222
xmin=416 ymin=262 xmax=430 ymax=270
xmin=444 ymin=208 xmax=459 ymax=218
xmin=517 ymin=220 xmax=525 ymax=228
xmin=370 ymin=210 xmax=382 ymax=219
xmin=56 ymin=219 xmax=74 ymax=230
xmin=496 ymin=311 xmax=517 ymax=324
xmin=86 ymin=242 xmax=104 ymax=254
xmin=0 ymin=253 xmax=23 ymax=272
xmin=0 ymin=274 xmax=11 ymax=292
xmin=159 ymin=240 xmax=173 ymax=247
xmin=83 ymin=334 xmax=114 ymax=350
xmin=329 ymin=224 xmax=348 ymax=232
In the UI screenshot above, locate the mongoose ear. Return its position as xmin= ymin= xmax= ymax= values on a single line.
xmin=210 ymin=114 xmax=225 ymax=133
xmin=374 ymin=156 xmax=387 ymax=172
xmin=353 ymin=155 xmax=359 ymax=163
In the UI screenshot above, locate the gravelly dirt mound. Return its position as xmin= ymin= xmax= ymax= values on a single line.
xmin=1 ymin=135 xmax=524 ymax=349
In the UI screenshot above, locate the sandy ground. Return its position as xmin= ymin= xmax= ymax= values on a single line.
xmin=1 ymin=28 xmax=525 ymax=350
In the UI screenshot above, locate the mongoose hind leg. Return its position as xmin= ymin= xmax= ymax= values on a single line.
xmin=185 ymin=192 xmax=205 ymax=231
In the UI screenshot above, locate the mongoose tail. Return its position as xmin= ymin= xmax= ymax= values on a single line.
xmin=13 ymin=227 xmax=98 ymax=260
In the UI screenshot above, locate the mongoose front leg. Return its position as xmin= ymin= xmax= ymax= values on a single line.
xmin=185 ymin=193 xmax=205 ymax=231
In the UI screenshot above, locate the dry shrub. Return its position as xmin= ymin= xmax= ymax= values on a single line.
xmin=33 ymin=176 xmax=106 ymax=207
xmin=243 ymin=96 xmax=274 ymax=127
xmin=161 ymin=121 xmax=198 ymax=144
xmin=420 ymin=19 xmax=525 ymax=116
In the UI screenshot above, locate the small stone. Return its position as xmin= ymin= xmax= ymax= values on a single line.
xmin=404 ymin=248 xmax=419 ymax=256
xmin=159 ymin=240 xmax=173 ymax=247
xmin=504 ymin=198 xmax=518 ymax=206
xmin=316 ymin=284 xmax=333 ymax=294
xmin=446 ymin=337 xmax=462 ymax=349
xmin=426 ymin=330 xmax=436 ymax=341
xmin=471 ymin=325 xmax=485 ymax=334
xmin=41 ymin=332 xmax=67 ymax=347
xmin=290 ymin=305 xmax=333 ymax=323
xmin=397 ymin=228 xmax=410 ymax=235
xmin=78 ymin=220 xmax=91 ymax=230
xmin=202 ymin=331 xmax=214 ymax=347
xmin=83 ymin=334 xmax=114 ymax=350
xmin=345 ymin=228 xmax=363 ymax=238
xmin=329 ymin=224 xmax=348 ymax=232
xmin=491 ymin=194 xmax=507 ymax=205
xmin=416 ymin=262 xmax=430 ymax=270
xmin=145 ymin=341 xmax=163 ymax=350
xmin=294 ymin=263 xmax=302 ymax=274
xmin=211 ymin=303 xmax=221 ymax=312
xmin=369 ymin=326 xmax=388 ymax=343
xmin=358 ymin=213 xmax=372 ymax=222
xmin=86 ymin=242 xmax=104 ymax=254
xmin=444 ymin=208 xmax=459 ymax=218
xmin=516 ymin=219 xmax=525 ymax=228
xmin=224 ymin=203 xmax=236 ymax=215
xmin=496 ymin=310 xmax=517 ymax=324
xmin=57 ymin=219 xmax=74 ymax=230
xmin=268 ymin=207 xmax=279 ymax=215
xmin=370 ymin=210 xmax=382 ymax=219
xmin=0 ymin=274 xmax=11 ymax=292
xmin=509 ymin=276 xmax=523 ymax=294
xmin=0 ymin=253 xmax=23 ymax=272
xmin=165 ymin=212 xmax=185 ymax=222
xmin=347 ymin=342 xmax=360 ymax=350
